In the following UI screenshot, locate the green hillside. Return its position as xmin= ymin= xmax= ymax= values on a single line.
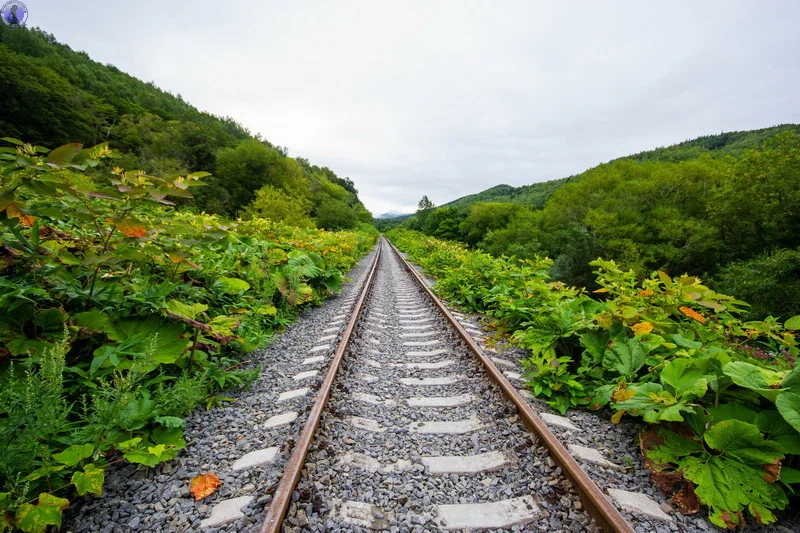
xmin=0 ymin=25 xmax=370 ymax=228
xmin=440 ymin=124 xmax=800 ymax=211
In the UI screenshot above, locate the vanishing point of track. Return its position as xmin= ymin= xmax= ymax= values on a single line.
xmin=260 ymin=237 xmax=635 ymax=532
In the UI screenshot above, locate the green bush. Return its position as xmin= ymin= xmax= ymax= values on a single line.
xmin=712 ymin=248 xmax=800 ymax=321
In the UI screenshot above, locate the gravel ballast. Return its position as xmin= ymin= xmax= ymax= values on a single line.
xmin=64 ymin=246 xmax=379 ymax=532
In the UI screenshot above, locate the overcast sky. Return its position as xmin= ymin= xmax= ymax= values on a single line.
xmin=30 ymin=1 xmax=800 ymax=215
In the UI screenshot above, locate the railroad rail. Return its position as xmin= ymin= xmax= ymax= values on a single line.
xmin=259 ymin=236 xmax=635 ymax=532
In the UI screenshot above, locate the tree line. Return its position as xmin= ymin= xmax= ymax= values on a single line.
xmin=389 ymin=129 xmax=800 ymax=320
xmin=0 ymin=26 xmax=370 ymax=229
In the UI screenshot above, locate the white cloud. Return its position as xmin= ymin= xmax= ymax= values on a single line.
xmin=31 ymin=0 xmax=800 ymax=214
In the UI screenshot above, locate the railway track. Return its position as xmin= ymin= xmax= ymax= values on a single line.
xmin=257 ymin=237 xmax=635 ymax=532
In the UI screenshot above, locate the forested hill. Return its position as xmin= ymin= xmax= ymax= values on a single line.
xmin=441 ymin=124 xmax=799 ymax=210
xmin=0 ymin=25 xmax=370 ymax=228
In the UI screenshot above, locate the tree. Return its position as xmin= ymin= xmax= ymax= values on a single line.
xmin=417 ymin=195 xmax=435 ymax=211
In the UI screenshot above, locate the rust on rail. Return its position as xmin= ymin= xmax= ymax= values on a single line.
xmin=385 ymin=237 xmax=636 ymax=533
xmin=259 ymin=240 xmax=382 ymax=533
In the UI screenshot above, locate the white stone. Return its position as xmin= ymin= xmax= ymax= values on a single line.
xmin=422 ymin=450 xmax=514 ymax=474
xmin=400 ymin=375 xmax=463 ymax=386
xmin=400 ymin=360 xmax=454 ymax=370
xmin=400 ymin=325 xmax=433 ymax=331
xmin=403 ymin=339 xmax=441 ymax=347
xmin=406 ymin=393 xmax=476 ymax=407
xmin=491 ymin=357 xmax=516 ymax=368
xmin=200 ymin=496 xmax=253 ymax=528
xmin=351 ymin=392 xmax=395 ymax=406
xmin=607 ymin=489 xmax=673 ymax=522
xmin=318 ymin=334 xmax=337 ymax=342
xmin=371 ymin=311 xmax=388 ymax=317
xmin=356 ymin=373 xmax=379 ymax=383
xmin=539 ymin=412 xmax=579 ymax=431
xmin=406 ymin=348 xmax=448 ymax=357
xmin=568 ymin=444 xmax=620 ymax=469
xmin=368 ymin=338 xmax=381 ymax=344
xmin=231 ymin=447 xmax=279 ymax=471
xmin=309 ymin=344 xmax=331 ymax=353
xmin=505 ymin=372 xmax=522 ymax=381
xmin=278 ymin=387 xmax=310 ymax=402
xmin=399 ymin=318 xmax=435 ymax=325
xmin=409 ymin=417 xmax=489 ymax=434
xmin=364 ymin=358 xmax=382 ymax=368
xmin=337 ymin=451 xmax=382 ymax=472
xmin=460 ymin=321 xmax=480 ymax=329
xmin=302 ymin=355 xmax=325 ymax=365
xmin=323 ymin=327 xmax=339 ymax=334
xmin=397 ymin=307 xmax=426 ymax=313
xmin=293 ymin=370 xmax=318 ymax=381
xmin=263 ymin=411 xmax=298 ymax=428
xmin=517 ymin=389 xmax=535 ymax=400
xmin=349 ymin=416 xmax=386 ymax=432
xmin=433 ymin=496 xmax=540 ymax=530
xmin=329 ymin=319 xmax=345 ymax=326
xmin=399 ymin=331 xmax=436 ymax=338
xmin=333 ymin=314 xmax=346 ymax=320
xmin=331 ymin=500 xmax=394 ymax=530
xmin=398 ymin=313 xmax=429 ymax=319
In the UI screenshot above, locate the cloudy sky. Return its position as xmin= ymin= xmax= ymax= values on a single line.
xmin=31 ymin=1 xmax=800 ymax=215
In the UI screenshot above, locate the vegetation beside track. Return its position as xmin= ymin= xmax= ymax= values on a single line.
xmin=388 ymin=228 xmax=800 ymax=529
xmin=0 ymin=139 xmax=377 ymax=532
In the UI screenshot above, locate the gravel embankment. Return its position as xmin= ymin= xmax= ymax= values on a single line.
xmin=64 ymin=246 xmax=379 ymax=532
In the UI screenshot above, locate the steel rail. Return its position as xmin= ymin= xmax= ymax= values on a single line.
xmin=385 ymin=237 xmax=636 ymax=533
xmin=259 ymin=239 xmax=382 ymax=533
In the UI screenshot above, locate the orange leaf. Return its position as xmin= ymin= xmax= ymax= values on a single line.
xmin=115 ymin=219 xmax=147 ymax=238
xmin=6 ymin=203 xmax=35 ymax=227
xmin=638 ymin=290 xmax=654 ymax=297
xmin=190 ymin=473 xmax=222 ymax=501
xmin=632 ymin=322 xmax=654 ymax=336
xmin=679 ymin=306 xmax=706 ymax=324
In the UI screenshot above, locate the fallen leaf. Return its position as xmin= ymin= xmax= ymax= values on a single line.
xmin=190 ymin=473 xmax=222 ymax=501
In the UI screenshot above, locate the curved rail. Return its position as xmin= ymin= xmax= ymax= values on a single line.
xmin=384 ymin=237 xmax=635 ymax=533
xmin=259 ymin=241 xmax=382 ymax=533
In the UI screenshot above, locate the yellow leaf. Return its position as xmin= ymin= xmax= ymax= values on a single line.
xmin=611 ymin=410 xmax=625 ymax=424
xmin=593 ymin=288 xmax=608 ymax=293
xmin=632 ymin=322 xmax=654 ymax=336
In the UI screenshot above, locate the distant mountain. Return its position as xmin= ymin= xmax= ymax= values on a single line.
xmin=442 ymin=179 xmax=570 ymax=210
xmin=440 ymin=124 xmax=800 ymax=210
xmin=376 ymin=211 xmax=412 ymax=219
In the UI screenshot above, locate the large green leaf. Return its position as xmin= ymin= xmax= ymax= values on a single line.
xmin=46 ymin=143 xmax=82 ymax=166
xmin=612 ymin=382 xmax=690 ymax=423
xmin=776 ymin=392 xmax=800 ymax=436
xmin=785 ymin=315 xmax=800 ymax=330
xmin=71 ymin=464 xmax=104 ymax=496
xmin=52 ymin=444 xmax=93 ymax=466
xmin=660 ymin=358 xmax=711 ymax=399
xmin=704 ymin=419 xmax=783 ymax=465
xmin=72 ymin=310 xmax=114 ymax=335
xmin=602 ymin=336 xmax=647 ymax=377
xmin=14 ymin=493 xmax=69 ymax=533
xmin=108 ymin=317 xmax=189 ymax=366
xmin=164 ymin=299 xmax=208 ymax=320
xmin=723 ymin=361 xmax=784 ymax=401
xmin=215 ymin=276 xmax=250 ymax=294
xmin=683 ymin=455 xmax=786 ymax=528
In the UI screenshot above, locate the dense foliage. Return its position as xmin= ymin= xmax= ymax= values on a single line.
xmin=0 ymin=139 xmax=376 ymax=531
xmin=388 ymin=229 xmax=800 ymax=529
xmin=394 ymin=129 xmax=800 ymax=320
xmin=0 ymin=26 xmax=370 ymax=226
